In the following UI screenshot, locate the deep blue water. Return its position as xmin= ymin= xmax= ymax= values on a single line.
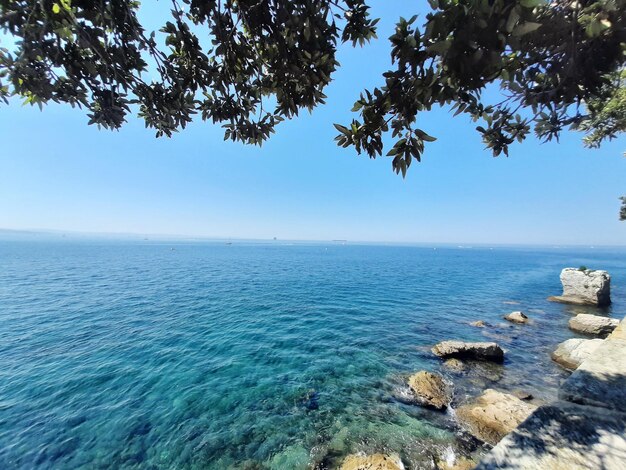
xmin=1 ymin=240 xmax=625 ymax=469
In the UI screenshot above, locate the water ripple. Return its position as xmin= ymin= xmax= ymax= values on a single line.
xmin=1 ymin=241 xmax=625 ymax=469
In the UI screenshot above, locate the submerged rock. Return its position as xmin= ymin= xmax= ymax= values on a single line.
xmin=503 ymin=311 xmax=528 ymax=324
xmin=548 ymin=267 xmax=611 ymax=306
xmin=511 ymin=390 xmax=534 ymax=401
xmin=268 ymin=444 xmax=309 ymax=470
xmin=456 ymin=389 xmax=537 ymax=445
xmin=432 ymin=341 xmax=504 ymax=363
xmin=480 ymin=330 xmax=516 ymax=343
xmin=299 ymin=390 xmax=319 ymax=411
xmin=340 ymin=453 xmax=405 ymax=470
xmin=551 ymin=338 xmax=604 ymax=370
xmin=442 ymin=357 xmax=505 ymax=390
xmin=568 ymin=314 xmax=619 ymax=338
xmin=327 ymin=426 xmax=350 ymax=453
xmin=236 ymin=460 xmax=265 ymax=470
xmin=442 ymin=358 xmax=467 ymax=373
xmin=407 ymin=371 xmax=452 ymax=410
xmin=470 ymin=321 xmax=486 ymax=328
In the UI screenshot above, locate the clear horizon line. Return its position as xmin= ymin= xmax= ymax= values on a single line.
xmin=1 ymin=226 xmax=626 ymax=248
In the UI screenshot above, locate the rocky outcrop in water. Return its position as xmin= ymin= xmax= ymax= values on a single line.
xmin=568 ymin=314 xmax=619 ymax=338
xmin=503 ymin=311 xmax=528 ymax=324
xmin=551 ymin=338 xmax=604 ymax=370
xmin=340 ymin=453 xmax=404 ymax=470
xmin=470 ymin=321 xmax=486 ymax=328
xmin=432 ymin=341 xmax=504 ymax=362
xmin=456 ymin=389 xmax=537 ymax=445
xmin=548 ymin=268 xmax=611 ymax=306
xmin=407 ymin=371 xmax=451 ymax=410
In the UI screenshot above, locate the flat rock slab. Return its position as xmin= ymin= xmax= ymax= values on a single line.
xmin=340 ymin=454 xmax=404 ymax=470
xmin=551 ymin=338 xmax=603 ymax=370
xmin=456 ymin=389 xmax=536 ymax=445
xmin=432 ymin=341 xmax=504 ymax=362
xmin=560 ymin=322 xmax=626 ymax=413
xmin=475 ymin=401 xmax=626 ymax=469
xmin=548 ymin=295 xmax=595 ymax=306
xmin=569 ymin=314 xmax=619 ymax=338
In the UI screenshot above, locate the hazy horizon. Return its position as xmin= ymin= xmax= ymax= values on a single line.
xmin=2 ymin=226 xmax=626 ymax=249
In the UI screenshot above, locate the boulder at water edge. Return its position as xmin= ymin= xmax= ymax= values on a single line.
xmin=407 ymin=371 xmax=452 ymax=410
xmin=551 ymin=338 xmax=604 ymax=370
xmin=503 ymin=311 xmax=528 ymax=324
xmin=432 ymin=341 xmax=504 ymax=363
xmin=548 ymin=268 xmax=611 ymax=306
xmin=340 ymin=453 xmax=404 ymax=470
xmin=568 ymin=314 xmax=619 ymax=338
xmin=456 ymin=389 xmax=537 ymax=445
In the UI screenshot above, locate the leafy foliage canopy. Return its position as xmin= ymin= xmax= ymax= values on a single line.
xmin=1 ymin=0 xmax=378 ymax=143
xmin=0 ymin=0 xmax=624 ymax=176
xmin=335 ymin=0 xmax=625 ymax=175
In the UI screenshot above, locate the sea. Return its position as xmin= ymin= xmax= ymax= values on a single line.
xmin=1 ymin=238 xmax=625 ymax=469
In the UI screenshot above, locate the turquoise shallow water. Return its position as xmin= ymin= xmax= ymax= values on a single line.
xmin=1 ymin=240 xmax=625 ymax=469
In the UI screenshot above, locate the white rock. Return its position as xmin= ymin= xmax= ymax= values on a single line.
xmin=503 ymin=311 xmax=529 ymax=324
xmin=549 ymin=268 xmax=611 ymax=306
xmin=569 ymin=314 xmax=619 ymax=338
xmin=551 ymin=338 xmax=604 ymax=370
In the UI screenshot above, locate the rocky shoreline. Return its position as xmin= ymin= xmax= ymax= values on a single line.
xmin=336 ymin=267 xmax=623 ymax=470
xmin=477 ymin=317 xmax=626 ymax=469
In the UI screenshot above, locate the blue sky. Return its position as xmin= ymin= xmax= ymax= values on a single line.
xmin=1 ymin=1 xmax=624 ymax=245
